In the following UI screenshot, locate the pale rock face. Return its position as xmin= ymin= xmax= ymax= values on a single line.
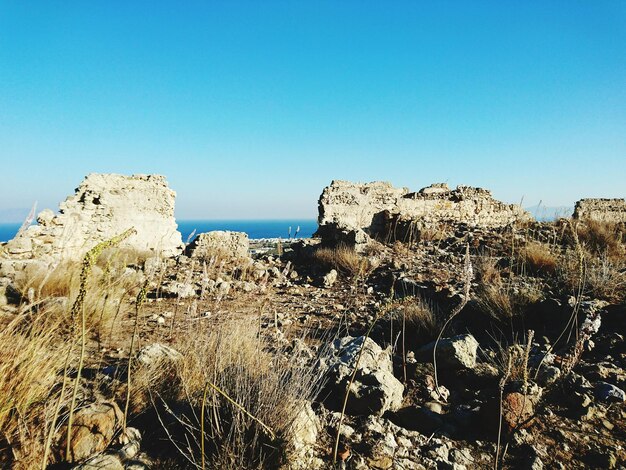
xmin=316 ymin=180 xmax=532 ymax=246
xmin=3 ymin=173 xmax=183 ymax=262
xmin=573 ymin=198 xmax=626 ymax=223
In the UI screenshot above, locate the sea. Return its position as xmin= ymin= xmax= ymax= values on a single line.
xmin=0 ymin=219 xmax=318 ymax=244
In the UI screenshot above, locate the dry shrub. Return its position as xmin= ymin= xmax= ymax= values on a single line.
xmin=558 ymin=248 xmax=626 ymax=303
xmin=139 ymin=318 xmax=324 ymax=469
xmin=582 ymin=256 xmax=626 ymax=303
xmin=488 ymin=332 xmax=535 ymax=383
xmin=519 ymin=241 xmax=558 ymax=276
xmin=314 ymin=244 xmax=379 ymax=279
xmin=418 ymin=224 xmax=451 ymax=243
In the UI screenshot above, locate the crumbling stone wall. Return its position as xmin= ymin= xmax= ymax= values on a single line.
xmin=1 ymin=174 xmax=183 ymax=275
xmin=185 ymin=231 xmax=250 ymax=261
xmin=573 ymin=199 xmax=626 ymax=223
xmin=316 ymin=180 xmax=531 ymax=246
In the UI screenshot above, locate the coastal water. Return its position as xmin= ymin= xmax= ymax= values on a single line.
xmin=0 ymin=219 xmax=318 ymax=243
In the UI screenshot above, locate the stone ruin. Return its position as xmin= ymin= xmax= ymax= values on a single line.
xmin=573 ymin=198 xmax=626 ymax=223
xmin=185 ymin=231 xmax=250 ymax=261
xmin=0 ymin=173 xmax=184 ymax=278
xmin=315 ymin=180 xmax=532 ymax=246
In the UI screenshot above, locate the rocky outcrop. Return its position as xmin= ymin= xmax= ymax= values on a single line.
xmin=573 ymin=198 xmax=626 ymax=223
xmin=316 ymin=180 xmax=531 ymax=246
xmin=1 ymin=174 xmax=183 ymax=276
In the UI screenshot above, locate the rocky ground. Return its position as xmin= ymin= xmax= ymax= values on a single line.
xmin=0 ymin=175 xmax=624 ymax=469
xmin=2 ymin=219 xmax=624 ymax=469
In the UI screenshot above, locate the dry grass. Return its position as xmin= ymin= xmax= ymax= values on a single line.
xmin=313 ymin=244 xmax=379 ymax=280
xmin=581 ymin=255 xmax=626 ymax=303
xmin=518 ymin=241 xmax=558 ymax=276
xmin=575 ymin=220 xmax=625 ymax=259
xmin=474 ymin=254 xmax=544 ymax=322
xmin=0 ymin=313 xmax=67 ymax=468
xmin=390 ymin=296 xmax=438 ymax=343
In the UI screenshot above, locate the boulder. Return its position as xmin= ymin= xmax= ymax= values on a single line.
xmin=74 ymin=454 xmax=124 ymax=470
xmin=594 ymin=381 xmax=626 ymax=403
xmin=418 ymin=334 xmax=479 ymax=370
xmin=283 ymin=402 xmax=323 ymax=469
xmin=60 ymin=400 xmax=123 ymax=462
xmin=321 ymin=336 xmax=404 ymax=415
xmin=137 ymin=343 xmax=182 ymax=367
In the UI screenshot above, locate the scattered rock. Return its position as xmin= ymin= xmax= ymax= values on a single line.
xmin=418 ymin=334 xmax=479 ymax=370
xmin=594 ymin=381 xmax=626 ymax=403
xmin=323 ymin=269 xmax=338 ymax=288
xmin=321 ymin=336 xmax=404 ymax=415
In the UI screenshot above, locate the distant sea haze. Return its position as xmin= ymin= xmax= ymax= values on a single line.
xmin=0 ymin=219 xmax=319 ymax=244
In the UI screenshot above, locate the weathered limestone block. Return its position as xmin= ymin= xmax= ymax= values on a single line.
xmin=573 ymin=198 xmax=626 ymax=223
xmin=316 ymin=180 xmax=531 ymax=246
xmin=185 ymin=230 xmax=250 ymax=261
xmin=2 ymin=174 xmax=183 ymax=262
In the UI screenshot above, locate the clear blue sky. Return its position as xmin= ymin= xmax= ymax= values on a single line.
xmin=1 ymin=2 xmax=624 ymax=222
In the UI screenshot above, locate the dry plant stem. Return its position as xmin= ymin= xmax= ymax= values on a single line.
xmin=124 ymin=280 xmax=148 ymax=431
xmin=41 ymin=342 xmax=73 ymax=469
xmin=533 ymin=221 xmax=584 ymax=380
xmin=200 ymin=382 xmax=209 ymax=470
xmin=205 ymin=379 xmax=276 ymax=441
xmin=332 ymin=301 xmax=393 ymax=465
xmin=495 ymin=355 xmax=513 ymax=470
xmin=433 ymin=244 xmax=472 ymax=397
xmin=402 ymin=310 xmax=407 ymax=383
xmin=65 ymin=228 xmax=136 ymax=461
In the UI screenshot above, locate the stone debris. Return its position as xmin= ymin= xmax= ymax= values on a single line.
xmin=316 ymin=180 xmax=531 ymax=247
xmin=573 ymin=198 xmax=626 ymax=223
xmin=418 ymin=334 xmax=479 ymax=370
xmin=323 ymin=269 xmax=338 ymax=288
xmin=321 ymin=336 xmax=404 ymax=416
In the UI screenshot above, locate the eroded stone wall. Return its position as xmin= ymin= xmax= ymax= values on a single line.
xmin=573 ymin=199 xmax=626 ymax=223
xmin=316 ymin=180 xmax=532 ymax=246
xmin=1 ymin=174 xmax=183 ymax=274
